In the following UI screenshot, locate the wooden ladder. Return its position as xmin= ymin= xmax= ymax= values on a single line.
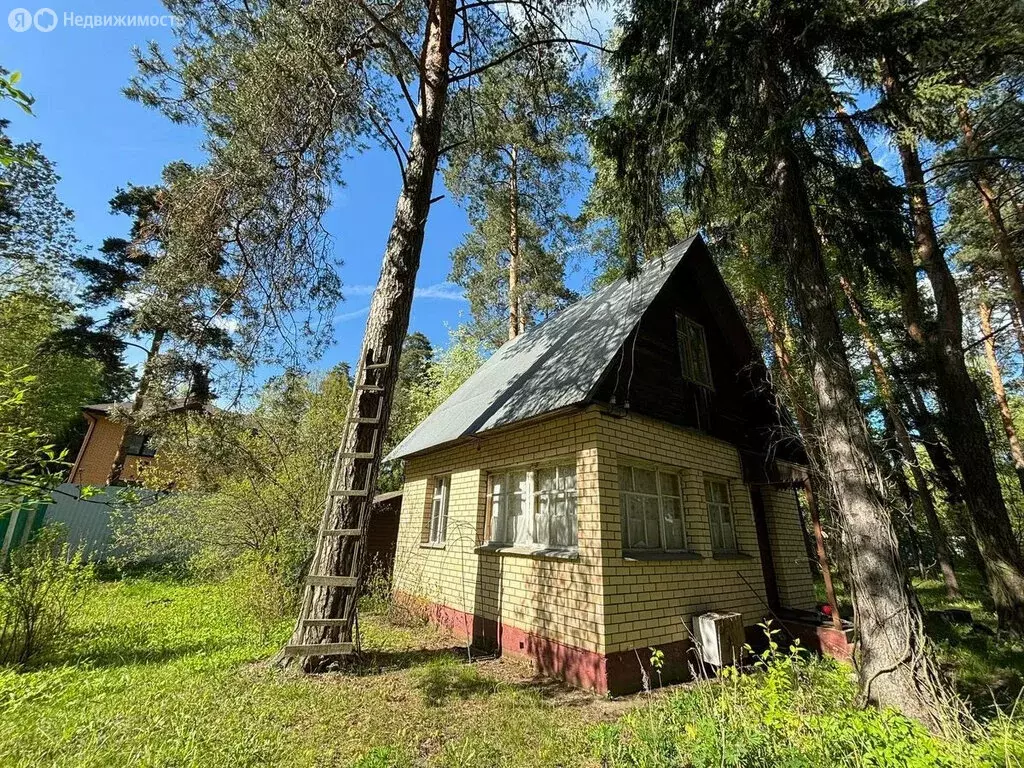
xmin=282 ymin=346 xmax=392 ymax=660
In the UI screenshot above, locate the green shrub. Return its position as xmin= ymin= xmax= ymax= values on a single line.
xmin=0 ymin=524 xmax=94 ymax=665
xmin=594 ymin=623 xmax=1017 ymax=768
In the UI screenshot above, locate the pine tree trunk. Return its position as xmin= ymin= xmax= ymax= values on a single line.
xmin=286 ymin=0 xmax=456 ymax=673
xmin=107 ymin=327 xmax=165 ymax=485
xmin=772 ymin=148 xmax=949 ymax=725
xmin=838 ymin=277 xmax=961 ymax=599
xmin=507 ymin=145 xmax=521 ymax=341
xmin=756 ymin=288 xmax=842 ymax=629
xmin=959 ymin=107 xmax=1024 ymax=355
xmin=887 ymin=101 xmax=1024 ymax=634
xmin=978 ymin=298 xmax=1024 ymax=493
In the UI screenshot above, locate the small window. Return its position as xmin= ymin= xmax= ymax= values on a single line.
xmin=427 ymin=475 xmax=450 ymax=545
xmin=676 ymin=314 xmax=712 ymax=387
xmin=705 ymin=477 xmax=737 ymax=553
xmin=489 ymin=465 xmax=577 ymax=550
xmin=124 ymin=432 xmax=157 ymax=457
xmin=619 ymin=464 xmax=687 ymax=552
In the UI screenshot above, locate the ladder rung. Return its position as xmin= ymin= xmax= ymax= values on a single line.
xmin=323 ymin=528 xmax=362 ymax=537
xmin=330 ymin=488 xmax=369 ymax=498
xmin=339 ymin=452 xmax=374 ymax=459
xmin=355 ymin=383 xmax=384 ymax=392
xmin=364 ymin=361 xmax=389 ymax=370
xmin=302 ymin=618 xmax=351 ymax=627
xmin=306 ymin=575 xmax=358 ymax=588
xmin=348 ymin=417 xmax=380 ymax=424
xmin=283 ymin=642 xmax=354 ymax=656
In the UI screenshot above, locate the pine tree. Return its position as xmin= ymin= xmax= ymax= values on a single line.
xmin=443 ymin=45 xmax=590 ymax=345
xmin=598 ymin=0 xmax=956 ymax=726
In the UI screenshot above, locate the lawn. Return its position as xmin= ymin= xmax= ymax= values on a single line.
xmin=0 ymin=575 xmax=620 ymax=768
xmin=1 ymin=572 xmax=1021 ymax=767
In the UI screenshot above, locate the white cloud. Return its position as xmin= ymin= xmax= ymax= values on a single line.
xmin=334 ymin=306 xmax=371 ymax=323
xmin=344 ymin=284 xmax=377 ymax=297
xmin=415 ymin=282 xmax=466 ymax=302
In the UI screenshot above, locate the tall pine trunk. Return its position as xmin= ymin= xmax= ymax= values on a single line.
xmin=107 ymin=327 xmax=166 ymax=485
xmin=843 ymin=88 xmax=1024 ymax=633
xmin=507 ymin=145 xmax=521 ymax=340
xmin=756 ymin=287 xmax=842 ymax=629
xmin=838 ymin=277 xmax=961 ymax=599
xmin=883 ymin=64 xmax=1024 ymax=632
xmin=287 ymin=0 xmax=456 ymax=672
xmin=978 ymin=298 xmax=1024 ymax=493
xmin=959 ymin=107 xmax=1024 ymax=354
xmin=772 ymin=148 xmax=949 ymax=725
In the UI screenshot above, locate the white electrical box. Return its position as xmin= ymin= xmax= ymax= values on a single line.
xmin=693 ymin=611 xmax=745 ymax=667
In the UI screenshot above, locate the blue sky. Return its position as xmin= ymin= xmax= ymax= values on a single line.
xmin=1 ymin=1 xmax=601 ymax=385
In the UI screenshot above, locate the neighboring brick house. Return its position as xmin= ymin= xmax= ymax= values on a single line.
xmin=68 ymin=400 xmax=216 ymax=486
xmin=68 ymin=402 xmax=159 ymax=485
xmin=387 ymin=234 xmax=825 ymax=694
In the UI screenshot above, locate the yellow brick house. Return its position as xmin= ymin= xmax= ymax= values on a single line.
xmin=387 ymin=234 xmax=825 ymax=694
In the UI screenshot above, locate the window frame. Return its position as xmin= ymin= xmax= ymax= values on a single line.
xmin=618 ymin=462 xmax=690 ymax=555
xmin=124 ymin=432 xmax=157 ymax=458
xmin=486 ymin=462 xmax=578 ymax=552
xmin=704 ymin=476 xmax=739 ymax=554
xmin=675 ymin=313 xmax=713 ymax=389
xmin=426 ymin=475 xmax=450 ymax=546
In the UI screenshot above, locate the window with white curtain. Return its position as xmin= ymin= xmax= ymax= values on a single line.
xmin=427 ymin=475 xmax=450 ymax=545
xmin=705 ymin=477 xmax=738 ymax=553
xmin=489 ymin=465 xmax=577 ymax=549
xmin=619 ymin=465 xmax=687 ymax=552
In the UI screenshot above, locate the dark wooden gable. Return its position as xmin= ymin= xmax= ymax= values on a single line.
xmin=593 ymin=239 xmax=806 ymax=468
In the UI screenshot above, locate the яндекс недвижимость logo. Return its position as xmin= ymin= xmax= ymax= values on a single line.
xmin=8 ymin=7 xmax=57 ymax=31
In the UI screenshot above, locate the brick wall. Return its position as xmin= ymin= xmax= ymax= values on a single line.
xmin=71 ymin=415 xmax=150 ymax=485
xmin=393 ymin=406 xmax=817 ymax=674
xmin=393 ymin=408 xmax=608 ymax=654
xmin=762 ymin=486 xmax=817 ymax=610
xmin=596 ymin=411 xmax=784 ymax=653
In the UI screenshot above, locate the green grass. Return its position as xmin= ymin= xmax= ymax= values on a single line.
xmin=0 ymin=575 xmax=605 ymax=767
xmin=814 ymin=567 xmax=1024 ymax=711
xmin=2 ymin=573 xmax=1022 ymax=767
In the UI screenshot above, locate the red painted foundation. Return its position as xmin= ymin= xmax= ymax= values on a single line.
xmin=395 ymin=592 xmax=693 ymax=694
xmin=395 ymin=594 xmax=854 ymax=693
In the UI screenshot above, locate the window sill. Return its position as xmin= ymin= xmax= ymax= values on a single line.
xmin=474 ymin=544 xmax=579 ymax=561
xmin=623 ymin=550 xmax=702 ymax=562
xmin=712 ymin=551 xmax=751 ymax=560
xmin=419 ymin=542 xmax=447 ymax=550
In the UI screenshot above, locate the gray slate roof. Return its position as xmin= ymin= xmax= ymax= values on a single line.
xmin=387 ymin=235 xmax=700 ymax=461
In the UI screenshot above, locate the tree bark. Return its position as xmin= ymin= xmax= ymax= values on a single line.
xmin=853 ymin=66 xmax=1024 ymax=633
xmin=756 ymin=288 xmax=842 ymax=629
xmin=286 ymin=0 xmax=457 ymax=673
xmin=508 ymin=144 xmax=521 ymax=340
xmin=107 ymin=327 xmax=166 ymax=485
xmin=772 ymin=147 xmax=949 ymax=725
xmin=978 ymin=298 xmax=1024 ymax=493
xmin=959 ymin=107 xmax=1024 ymax=356
xmin=838 ymin=277 xmax=961 ymax=599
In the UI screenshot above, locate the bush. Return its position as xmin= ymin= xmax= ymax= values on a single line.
xmin=222 ymin=551 xmax=296 ymax=640
xmin=0 ymin=524 xmax=94 ymax=665
xmin=593 ymin=623 xmax=1023 ymax=768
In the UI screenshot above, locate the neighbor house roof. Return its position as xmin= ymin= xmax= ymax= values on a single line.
xmin=387 ymin=234 xmax=701 ymax=461
xmin=83 ymin=399 xmax=221 ymax=417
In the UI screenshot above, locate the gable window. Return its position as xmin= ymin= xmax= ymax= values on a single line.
xmin=124 ymin=432 xmax=157 ymax=458
xmin=489 ymin=465 xmax=577 ymax=550
xmin=705 ymin=477 xmax=738 ymax=553
xmin=427 ymin=475 xmax=450 ymax=545
xmin=676 ymin=314 xmax=712 ymax=387
xmin=619 ymin=465 xmax=687 ymax=552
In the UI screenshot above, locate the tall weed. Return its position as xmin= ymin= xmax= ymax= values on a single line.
xmin=0 ymin=524 xmax=94 ymax=665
